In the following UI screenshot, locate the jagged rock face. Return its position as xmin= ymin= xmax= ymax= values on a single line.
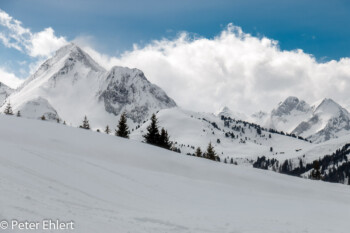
xmin=271 ymin=97 xmax=311 ymax=117
xmin=99 ymin=67 xmax=176 ymax=123
xmin=267 ymin=96 xmax=313 ymax=132
xmin=253 ymin=96 xmax=350 ymax=143
xmin=0 ymin=82 xmax=13 ymax=106
xmin=292 ymin=115 xmax=319 ymax=135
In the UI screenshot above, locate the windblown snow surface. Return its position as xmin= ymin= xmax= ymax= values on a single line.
xmin=0 ymin=116 xmax=349 ymax=233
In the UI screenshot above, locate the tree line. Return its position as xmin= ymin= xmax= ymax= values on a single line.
xmin=253 ymin=143 xmax=350 ymax=185
xmin=4 ymin=101 xmax=220 ymax=163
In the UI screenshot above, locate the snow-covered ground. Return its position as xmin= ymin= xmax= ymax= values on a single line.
xmin=1 ymin=115 xmax=349 ymax=233
xmin=131 ymin=107 xmax=313 ymax=160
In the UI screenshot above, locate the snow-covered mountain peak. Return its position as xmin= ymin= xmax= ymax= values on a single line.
xmin=292 ymin=98 xmax=350 ymax=142
xmin=267 ymin=96 xmax=313 ymax=133
xmin=57 ymin=43 xmax=104 ymax=72
xmin=216 ymin=106 xmax=247 ymax=120
xmin=272 ymin=96 xmax=311 ymax=117
xmin=99 ymin=66 xmax=176 ymax=123
xmin=314 ymin=98 xmax=346 ymax=116
xmin=3 ymin=44 xmax=176 ymax=127
xmin=106 ymin=66 xmax=147 ymax=83
xmin=217 ymin=106 xmax=232 ymax=116
xmin=18 ymin=43 xmax=105 ymax=92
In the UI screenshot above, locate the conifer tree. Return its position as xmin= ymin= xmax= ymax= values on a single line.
xmin=195 ymin=147 xmax=202 ymax=157
xmin=311 ymin=160 xmax=321 ymax=180
xmin=105 ymin=125 xmax=111 ymax=134
xmin=16 ymin=110 xmax=21 ymax=117
xmin=4 ymin=102 xmax=13 ymax=115
xmin=206 ymin=142 xmax=217 ymax=161
xmin=143 ymin=114 xmax=160 ymax=145
xmin=116 ymin=112 xmax=129 ymax=138
xmin=41 ymin=115 xmax=46 ymax=120
xmin=80 ymin=116 xmax=90 ymax=129
xmin=63 ymin=121 xmax=66 ymax=125
xmin=56 ymin=118 xmax=60 ymax=123
xmin=159 ymin=128 xmax=171 ymax=149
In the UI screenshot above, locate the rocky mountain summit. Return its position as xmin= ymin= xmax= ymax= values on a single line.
xmin=1 ymin=43 xmax=176 ymax=127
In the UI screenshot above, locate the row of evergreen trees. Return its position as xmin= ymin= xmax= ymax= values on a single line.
xmin=253 ymin=143 xmax=350 ymax=185
xmin=5 ymin=101 xmax=220 ymax=162
xmin=143 ymin=114 xmax=171 ymax=149
xmin=3 ymin=102 xmax=50 ymax=119
xmin=194 ymin=143 xmax=219 ymax=161
xmin=80 ymin=112 xmax=130 ymax=138
xmin=79 ymin=113 xmax=173 ymax=150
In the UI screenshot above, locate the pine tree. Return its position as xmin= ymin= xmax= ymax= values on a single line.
xmin=116 ymin=112 xmax=129 ymax=138
xmin=206 ymin=142 xmax=217 ymax=161
xmin=16 ymin=110 xmax=21 ymax=117
xmin=41 ymin=115 xmax=46 ymax=120
xmin=4 ymin=102 xmax=13 ymax=115
xmin=105 ymin=125 xmax=111 ymax=134
xmin=143 ymin=114 xmax=160 ymax=145
xmin=56 ymin=118 xmax=60 ymax=123
xmin=159 ymin=128 xmax=171 ymax=149
xmin=63 ymin=121 xmax=66 ymax=125
xmin=80 ymin=116 xmax=90 ymax=129
xmin=311 ymin=160 xmax=321 ymax=180
xmin=195 ymin=147 xmax=202 ymax=157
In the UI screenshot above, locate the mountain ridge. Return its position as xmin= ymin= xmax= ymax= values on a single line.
xmin=1 ymin=43 xmax=176 ymax=125
xmin=253 ymin=96 xmax=350 ymax=143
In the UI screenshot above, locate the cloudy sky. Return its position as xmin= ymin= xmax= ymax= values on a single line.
xmin=1 ymin=0 xmax=350 ymax=114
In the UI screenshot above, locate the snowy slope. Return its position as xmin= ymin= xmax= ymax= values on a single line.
xmin=1 ymin=115 xmax=349 ymax=233
xmin=130 ymin=107 xmax=350 ymax=167
xmin=16 ymin=97 xmax=60 ymax=121
xmin=131 ymin=107 xmax=312 ymax=162
xmin=0 ymin=82 xmax=13 ymax=106
xmin=3 ymin=43 xmax=175 ymax=128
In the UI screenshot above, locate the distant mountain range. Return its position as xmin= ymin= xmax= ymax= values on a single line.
xmin=250 ymin=96 xmax=350 ymax=143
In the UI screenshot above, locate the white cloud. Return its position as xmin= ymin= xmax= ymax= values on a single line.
xmin=29 ymin=27 xmax=67 ymax=57
xmin=0 ymin=67 xmax=23 ymax=88
xmin=1 ymin=8 xmax=350 ymax=114
xmin=0 ymin=9 xmax=67 ymax=58
xmin=82 ymin=24 xmax=350 ymax=114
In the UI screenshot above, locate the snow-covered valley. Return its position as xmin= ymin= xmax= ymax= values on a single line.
xmin=1 ymin=115 xmax=350 ymax=233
